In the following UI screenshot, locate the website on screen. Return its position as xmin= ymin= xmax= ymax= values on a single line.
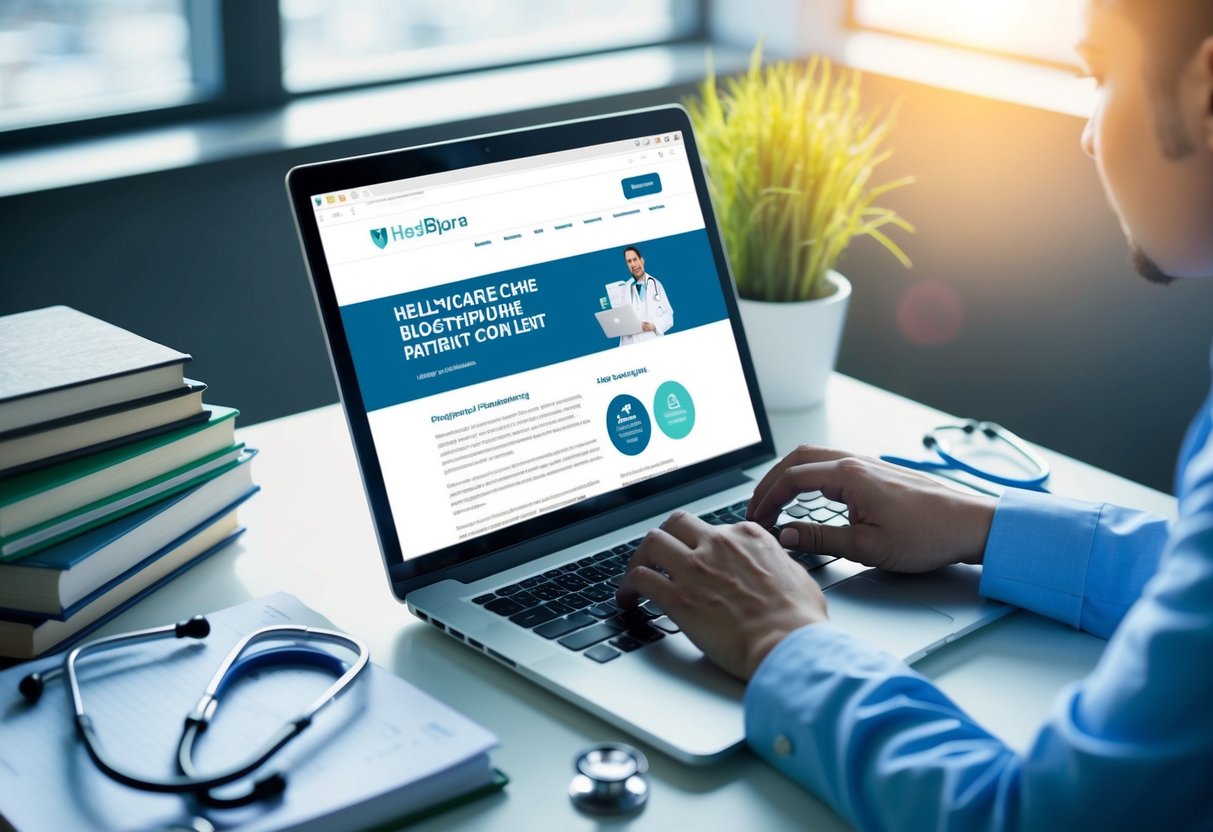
xmin=314 ymin=134 xmax=762 ymax=560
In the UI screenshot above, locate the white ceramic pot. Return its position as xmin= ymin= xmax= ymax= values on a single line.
xmin=737 ymin=270 xmax=852 ymax=411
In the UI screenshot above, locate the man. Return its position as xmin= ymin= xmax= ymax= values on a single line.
xmin=611 ymin=245 xmax=673 ymax=346
xmin=618 ymin=1 xmax=1213 ymax=828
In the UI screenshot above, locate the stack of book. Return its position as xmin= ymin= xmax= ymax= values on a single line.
xmin=0 ymin=306 xmax=258 ymax=660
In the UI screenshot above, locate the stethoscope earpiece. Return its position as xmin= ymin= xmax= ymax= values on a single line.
xmin=203 ymin=770 xmax=288 ymax=810
xmin=177 ymin=615 xmax=210 ymax=639
xmin=18 ymin=671 xmax=45 ymax=704
xmin=259 ymin=772 xmax=287 ymax=799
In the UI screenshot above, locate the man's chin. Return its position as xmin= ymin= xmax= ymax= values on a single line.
xmin=1130 ymin=244 xmax=1178 ymax=286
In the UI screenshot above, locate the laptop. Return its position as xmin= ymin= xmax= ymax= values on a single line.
xmin=285 ymin=105 xmax=1010 ymax=764
xmin=594 ymin=305 xmax=643 ymax=339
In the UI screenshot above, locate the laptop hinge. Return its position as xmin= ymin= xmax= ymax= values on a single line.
xmin=392 ymin=466 xmax=754 ymax=595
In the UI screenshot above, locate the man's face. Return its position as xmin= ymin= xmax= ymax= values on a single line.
xmin=1078 ymin=2 xmax=1213 ymax=282
xmin=625 ymin=250 xmax=645 ymax=279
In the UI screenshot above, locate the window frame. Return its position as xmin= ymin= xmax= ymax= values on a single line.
xmin=843 ymin=0 xmax=1081 ymax=73
xmin=0 ymin=0 xmax=708 ymax=153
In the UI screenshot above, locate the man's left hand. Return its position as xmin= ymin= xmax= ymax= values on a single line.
xmin=641 ymin=321 xmax=657 ymax=333
xmin=616 ymin=511 xmax=826 ymax=680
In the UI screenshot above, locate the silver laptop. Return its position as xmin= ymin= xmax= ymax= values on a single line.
xmin=285 ymin=106 xmax=1010 ymax=765
xmin=594 ymin=304 xmax=643 ymax=338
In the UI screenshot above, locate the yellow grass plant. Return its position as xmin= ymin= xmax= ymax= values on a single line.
xmin=686 ymin=44 xmax=914 ymax=301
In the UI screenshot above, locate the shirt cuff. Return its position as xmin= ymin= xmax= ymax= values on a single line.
xmin=744 ymin=623 xmax=910 ymax=798
xmin=980 ymin=488 xmax=1103 ymax=628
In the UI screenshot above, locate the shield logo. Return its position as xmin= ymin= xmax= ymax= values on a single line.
xmin=369 ymin=228 xmax=389 ymax=249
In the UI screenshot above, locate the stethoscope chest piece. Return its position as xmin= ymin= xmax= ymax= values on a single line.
xmin=569 ymin=743 xmax=649 ymax=815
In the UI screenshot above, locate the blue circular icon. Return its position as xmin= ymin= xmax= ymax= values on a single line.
xmin=654 ymin=381 xmax=695 ymax=440
xmin=606 ymin=394 xmax=651 ymax=456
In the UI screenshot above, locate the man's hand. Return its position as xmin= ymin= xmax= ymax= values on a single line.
xmin=616 ymin=511 xmax=826 ymax=680
xmin=748 ymin=445 xmax=997 ymax=573
xmin=641 ymin=321 xmax=657 ymax=333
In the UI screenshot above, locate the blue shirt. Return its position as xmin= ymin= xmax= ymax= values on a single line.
xmin=745 ymin=382 xmax=1213 ymax=829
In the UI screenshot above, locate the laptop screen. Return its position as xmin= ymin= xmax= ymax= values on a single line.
xmin=289 ymin=108 xmax=772 ymax=590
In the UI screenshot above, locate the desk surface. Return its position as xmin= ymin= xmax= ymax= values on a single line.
xmin=100 ymin=374 xmax=1175 ymax=831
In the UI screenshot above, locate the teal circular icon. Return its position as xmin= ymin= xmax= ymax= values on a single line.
xmin=606 ymin=394 xmax=651 ymax=456
xmin=654 ymin=381 xmax=695 ymax=440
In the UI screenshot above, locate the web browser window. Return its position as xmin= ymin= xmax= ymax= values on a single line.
xmin=312 ymin=132 xmax=762 ymax=560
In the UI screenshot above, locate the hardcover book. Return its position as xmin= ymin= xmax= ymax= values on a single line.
xmin=0 ymin=306 xmax=190 ymax=434
xmin=0 ymin=513 xmax=246 ymax=659
xmin=0 ymin=381 xmax=209 ymax=476
xmin=0 ymin=451 xmax=257 ymax=616
xmin=0 ymin=405 xmax=240 ymax=558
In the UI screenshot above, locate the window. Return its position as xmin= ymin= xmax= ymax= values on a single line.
xmin=0 ymin=0 xmax=205 ymax=132
xmin=849 ymin=0 xmax=1084 ymax=67
xmin=2 ymin=1 xmax=701 ymax=142
xmin=281 ymin=0 xmax=695 ymax=92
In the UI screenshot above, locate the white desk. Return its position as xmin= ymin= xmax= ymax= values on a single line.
xmin=100 ymin=374 xmax=1176 ymax=831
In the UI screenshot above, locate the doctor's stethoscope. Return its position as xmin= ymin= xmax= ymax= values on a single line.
xmin=629 ymin=275 xmax=663 ymax=303
xmin=880 ymin=419 xmax=1051 ymax=493
xmin=17 ymin=616 xmax=370 ymax=809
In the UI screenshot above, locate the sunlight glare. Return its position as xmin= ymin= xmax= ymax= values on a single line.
xmin=853 ymin=0 xmax=1083 ymax=65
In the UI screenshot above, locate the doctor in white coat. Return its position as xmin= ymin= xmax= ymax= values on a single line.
xmin=611 ymin=245 xmax=674 ymax=346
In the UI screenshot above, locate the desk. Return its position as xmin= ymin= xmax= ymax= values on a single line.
xmin=96 ymin=374 xmax=1176 ymax=831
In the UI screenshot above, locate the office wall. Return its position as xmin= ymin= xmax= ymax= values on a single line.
xmin=2 ymin=73 xmax=1209 ymax=494
xmin=837 ymin=73 xmax=1213 ymax=495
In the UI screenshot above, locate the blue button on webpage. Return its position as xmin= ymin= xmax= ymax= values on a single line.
xmin=621 ymin=173 xmax=662 ymax=200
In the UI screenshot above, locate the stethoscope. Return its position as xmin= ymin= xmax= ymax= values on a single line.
xmin=880 ymin=419 xmax=1051 ymax=493
xmin=17 ymin=616 xmax=370 ymax=809
xmin=629 ymin=275 xmax=663 ymax=303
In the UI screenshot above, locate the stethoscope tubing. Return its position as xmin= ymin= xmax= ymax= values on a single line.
xmin=629 ymin=276 xmax=662 ymax=303
xmin=881 ymin=420 xmax=1051 ymax=492
xmin=24 ymin=617 xmax=369 ymax=807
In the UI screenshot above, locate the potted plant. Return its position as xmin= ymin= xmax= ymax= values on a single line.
xmin=686 ymin=44 xmax=914 ymax=410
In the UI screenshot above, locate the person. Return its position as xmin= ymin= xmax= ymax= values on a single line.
xmin=611 ymin=245 xmax=673 ymax=346
xmin=617 ymin=1 xmax=1213 ymax=828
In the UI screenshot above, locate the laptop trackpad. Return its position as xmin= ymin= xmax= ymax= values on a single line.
xmin=823 ymin=575 xmax=955 ymax=661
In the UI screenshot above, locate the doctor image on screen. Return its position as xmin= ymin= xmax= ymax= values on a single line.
xmin=607 ymin=245 xmax=674 ymax=346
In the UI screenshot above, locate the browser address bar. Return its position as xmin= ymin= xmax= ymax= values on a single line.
xmin=325 ymin=149 xmax=680 ymax=226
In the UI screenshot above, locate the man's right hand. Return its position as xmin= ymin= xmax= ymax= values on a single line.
xmin=746 ymin=445 xmax=998 ymax=573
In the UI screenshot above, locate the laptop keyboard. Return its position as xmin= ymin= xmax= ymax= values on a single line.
xmin=473 ymin=494 xmax=848 ymax=664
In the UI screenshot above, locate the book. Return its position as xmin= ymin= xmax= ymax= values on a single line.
xmin=0 ymin=380 xmax=209 ymax=476
xmin=0 ymin=305 xmax=190 ymax=435
xmin=0 ymin=593 xmax=504 ymax=832
xmin=0 ymin=508 xmax=248 ymax=659
xmin=0 ymin=450 xmax=257 ymax=616
xmin=0 ymin=442 xmax=242 ymax=561
xmin=0 ymin=405 xmax=241 ymax=559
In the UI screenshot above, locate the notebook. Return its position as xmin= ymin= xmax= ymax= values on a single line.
xmin=0 ymin=593 xmax=503 ymax=831
xmin=285 ymin=105 xmax=1010 ymax=764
